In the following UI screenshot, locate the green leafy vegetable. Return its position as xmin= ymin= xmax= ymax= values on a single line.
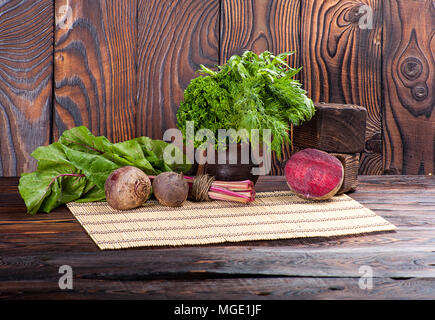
xmin=176 ymin=50 xmax=315 ymax=157
xmin=19 ymin=126 xmax=191 ymax=214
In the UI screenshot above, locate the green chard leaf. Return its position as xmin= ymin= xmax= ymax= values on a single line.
xmin=75 ymin=184 xmax=105 ymax=203
xmin=58 ymin=126 xmax=111 ymax=154
xmin=61 ymin=145 xmax=120 ymax=190
xmin=110 ymin=139 xmax=157 ymax=174
xmin=18 ymin=143 xmax=88 ymax=214
xmin=138 ymin=137 xmax=191 ymax=173
xmin=18 ymin=126 xmax=191 ymax=214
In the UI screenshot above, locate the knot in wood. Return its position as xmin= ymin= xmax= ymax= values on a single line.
xmin=345 ymin=4 xmax=365 ymax=24
xmin=412 ymin=83 xmax=428 ymax=101
xmin=401 ymin=57 xmax=422 ymax=80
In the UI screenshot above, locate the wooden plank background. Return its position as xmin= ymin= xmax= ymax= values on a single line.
xmin=300 ymin=0 xmax=383 ymax=175
xmin=136 ymin=0 xmax=220 ymax=139
xmin=54 ymin=0 xmax=137 ymax=142
xmin=0 ymin=0 xmax=433 ymax=176
xmin=382 ymin=0 xmax=435 ymax=175
xmin=0 ymin=0 xmax=53 ymax=176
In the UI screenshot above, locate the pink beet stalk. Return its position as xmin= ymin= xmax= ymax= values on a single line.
xmin=208 ymin=185 xmax=255 ymax=203
xmin=183 ymin=176 xmax=254 ymax=192
xmin=211 ymin=180 xmax=254 ymax=191
xmin=149 ymin=175 xmax=255 ymax=203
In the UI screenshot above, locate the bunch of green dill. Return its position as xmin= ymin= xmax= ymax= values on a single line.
xmin=176 ymin=50 xmax=315 ymax=158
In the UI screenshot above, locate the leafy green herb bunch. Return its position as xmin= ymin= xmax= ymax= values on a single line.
xmin=176 ymin=50 xmax=315 ymax=158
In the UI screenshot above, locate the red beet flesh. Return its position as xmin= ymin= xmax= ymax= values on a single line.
xmin=285 ymin=148 xmax=344 ymax=200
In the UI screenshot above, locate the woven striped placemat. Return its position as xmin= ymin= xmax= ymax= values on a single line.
xmin=67 ymin=191 xmax=396 ymax=250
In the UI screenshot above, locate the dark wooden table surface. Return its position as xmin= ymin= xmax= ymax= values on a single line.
xmin=0 ymin=175 xmax=434 ymax=300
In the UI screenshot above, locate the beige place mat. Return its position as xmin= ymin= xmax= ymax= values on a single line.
xmin=67 ymin=191 xmax=396 ymax=250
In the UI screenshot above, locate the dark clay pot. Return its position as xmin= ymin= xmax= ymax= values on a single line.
xmin=187 ymin=144 xmax=262 ymax=184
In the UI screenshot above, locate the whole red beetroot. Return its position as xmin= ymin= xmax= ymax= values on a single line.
xmin=105 ymin=166 xmax=151 ymax=210
xmin=152 ymin=172 xmax=189 ymax=207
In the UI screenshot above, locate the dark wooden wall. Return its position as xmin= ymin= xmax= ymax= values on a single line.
xmin=1 ymin=0 xmax=434 ymax=177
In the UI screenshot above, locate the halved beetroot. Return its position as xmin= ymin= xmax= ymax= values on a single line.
xmin=285 ymin=148 xmax=344 ymax=200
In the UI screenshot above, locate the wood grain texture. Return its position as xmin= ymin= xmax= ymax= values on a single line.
xmin=1 ymin=0 xmax=434 ymax=178
xmin=54 ymin=0 xmax=137 ymax=142
xmin=220 ymin=0 xmax=301 ymax=66
xmin=382 ymin=0 xmax=435 ymax=175
xmin=136 ymin=0 xmax=220 ymax=139
xmin=2 ymin=249 xmax=433 ymax=281
xmin=0 ymin=0 xmax=53 ymax=176
xmin=1 ymin=175 xmax=435 ymax=299
xmin=2 ymin=175 xmax=434 ymax=253
xmin=1 ymin=277 xmax=435 ymax=300
xmin=293 ymin=103 xmax=367 ymax=153
xmin=301 ymin=0 xmax=383 ymax=175
xmin=331 ymin=152 xmax=360 ymax=194
xmin=220 ymin=0 xmax=301 ymax=175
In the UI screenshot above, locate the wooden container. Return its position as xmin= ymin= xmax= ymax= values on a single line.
xmin=293 ymin=102 xmax=367 ymax=154
xmin=331 ymin=153 xmax=360 ymax=194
